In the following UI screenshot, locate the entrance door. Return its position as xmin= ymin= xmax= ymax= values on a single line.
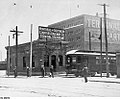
xmin=23 ymin=56 xmax=26 ymax=70
xmin=51 ymin=55 xmax=56 ymax=71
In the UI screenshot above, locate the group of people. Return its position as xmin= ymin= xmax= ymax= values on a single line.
xmin=41 ymin=64 xmax=54 ymax=78
xmin=13 ymin=63 xmax=88 ymax=83
xmin=13 ymin=64 xmax=54 ymax=78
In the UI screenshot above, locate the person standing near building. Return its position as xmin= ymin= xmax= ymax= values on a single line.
xmin=49 ymin=64 xmax=54 ymax=78
xmin=26 ymin=66 xmax=30 ymax=77
xmin=41 ymin=64 xmax=45 ymax=77
xmin=13 ymin=66 xmax=17 ymax=78
xmin=82 ymin=65 xmax=88 ymax=83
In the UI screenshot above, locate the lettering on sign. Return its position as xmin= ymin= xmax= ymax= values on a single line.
xmin=85 ymin=17 xmax=120 ymax=43
xmin=86 ymin=19 xmax=100 ymax=28
xmin=38 ymin=26 xmax=65 ymax=40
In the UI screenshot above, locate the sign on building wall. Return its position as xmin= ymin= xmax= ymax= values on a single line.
xmin=38 ymin=26 xmax=65 ymax=41
xmin=84 ymin=15 xmax=120 ymax=43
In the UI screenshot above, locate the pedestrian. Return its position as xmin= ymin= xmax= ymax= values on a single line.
xmin=41 ymin=64 xmax=45 ymax=77
xmin=13 ymin=66 xmax=17 ymax=78
xmin=82 ymin=65 xmax=88 ymax=83
xmin=49 ymin=65 xmax=54 ymax=78
xmin=26 ymin=66 xmax=30 ymax=77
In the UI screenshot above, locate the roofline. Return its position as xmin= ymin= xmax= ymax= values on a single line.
xmin=66 ymin=50 xmax=116 ymax=56
xmin=48 ymin=14 xmax=86 ymax=27
xmin=48 ymin=14 xmax=120 ymax=27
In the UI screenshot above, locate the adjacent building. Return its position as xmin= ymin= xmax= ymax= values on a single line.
xmin=49 ymin=14 xmax=120 ymax=52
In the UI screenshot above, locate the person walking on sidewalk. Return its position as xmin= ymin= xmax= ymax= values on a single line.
xmin=82 ymin=65 xmax=88 ymax=83
xmin=49 ymin=64 xmax=54 ymax=78
xmin=41 ymin=64 xmax=45 ymax=78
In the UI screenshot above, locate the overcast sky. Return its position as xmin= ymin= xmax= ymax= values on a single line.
xmin=0 ymin=0 xmax=120 ymax=60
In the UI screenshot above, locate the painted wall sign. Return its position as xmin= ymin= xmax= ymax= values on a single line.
xmin=85 ymin=15 xmax=120 ymax=43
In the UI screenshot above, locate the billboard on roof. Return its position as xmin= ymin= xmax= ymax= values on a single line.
xmin=38 ymin=26 xmax=65 ymax=41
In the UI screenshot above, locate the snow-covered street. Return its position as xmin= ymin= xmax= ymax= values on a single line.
xmin=0 ymin=74 xmax=120 ymax=97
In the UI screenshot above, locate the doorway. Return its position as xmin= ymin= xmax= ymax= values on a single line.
xmin=51 ymin=55 xmax=56 ymax=71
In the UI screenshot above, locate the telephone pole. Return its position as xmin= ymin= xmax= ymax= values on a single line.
xmin=7 ymin=36 xmax=10 ymax=76
xmin=89 ymin=32 xmax=91 ymax=50
xmin=10 ymin=26 xmax=23 ymax=77
xmin=99 ymin=17 xmax=103 ymax=77
xmin=30 ymin=24 xmax=33 ymax=77
xmin=99 ymin=3 xmax=109 ymax=77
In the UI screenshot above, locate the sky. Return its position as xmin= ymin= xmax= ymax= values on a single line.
xmin=0 ymin=0 xmax=120 ymax=61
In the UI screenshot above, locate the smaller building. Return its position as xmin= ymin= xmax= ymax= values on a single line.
xmin=6 ymin=39 xmax=67 ymax=73
xmin=6 ymin=26 xmax=68 ymax=75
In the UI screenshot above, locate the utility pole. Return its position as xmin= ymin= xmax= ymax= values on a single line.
xmin=45 ymin=33 xmax=48 ymax=67
xmin=30 ymin=24 xmax=33 ymax=77
xmin=7 ymin=36 xmax=10 ymax=76
xmin=10 ymin=26 xmax=23 ymax=77
xmin=99 ymin=3 xmax=109 ymax=77
xmin=89 ymin=32 xmax=91 ymax=50
xmin=99 ymin=17 xmax=103 ymax=77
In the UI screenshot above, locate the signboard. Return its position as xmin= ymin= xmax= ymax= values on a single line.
xmin=85 ymin=15 xmax=120 ymax=43
xmin=38 ymin=26 xmax=65 ymax=41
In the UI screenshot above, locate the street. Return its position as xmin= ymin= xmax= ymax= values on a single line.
xmin=0 ymin=74 xmax=120 ymax=97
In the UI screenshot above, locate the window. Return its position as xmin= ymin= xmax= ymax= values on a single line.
xmin=77 ymin=56 xmax=81 ymax=63
xmin=96 ymin=59 xmax=99 ymax=65
xmin=66 ymin=56 xmax=71 ymax=64
xmin=58 ymin=55 xmax=63 ymax=66
xmin=44 ymin=55 xmax=49 ymax=67
xmin=32 ymin=55 xmax=35 ymax=68
xmin=23 ymin=56 xmax=26 ymax=69
xmin=72 ymin=56 xmax=76 ymax=63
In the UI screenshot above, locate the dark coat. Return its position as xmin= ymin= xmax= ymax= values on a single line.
xmin=82 ymin=66 xmax=88 ymax=76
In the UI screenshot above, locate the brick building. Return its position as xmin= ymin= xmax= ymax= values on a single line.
xmin=5 ymin=27 xmax=67 ymax=74
xmin=49 ymin=14 xmax=120 ymax=52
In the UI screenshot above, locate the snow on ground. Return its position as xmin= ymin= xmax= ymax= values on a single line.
xmin=0 ymin=75 xmax=120 ymax=97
